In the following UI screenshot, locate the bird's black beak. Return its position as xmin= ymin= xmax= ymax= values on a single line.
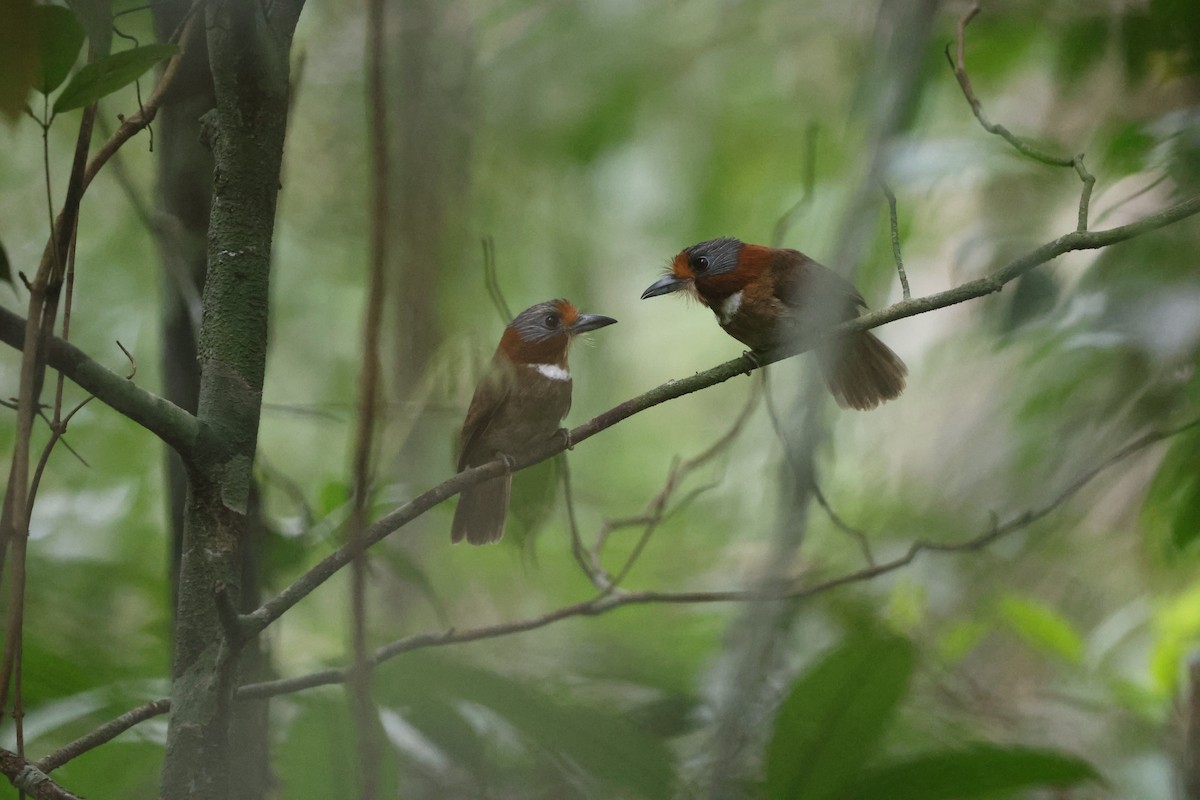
xmin=570 ymin=313 xmax=618 ymax=334
xmin=640 ymin=275 xmax=687 ymax=299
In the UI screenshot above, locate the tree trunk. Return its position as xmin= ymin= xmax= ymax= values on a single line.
xmin=159 ymin=2 xmax=303 ymax=797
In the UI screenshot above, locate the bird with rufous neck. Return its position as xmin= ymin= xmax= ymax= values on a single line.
xmin=452 ymin=299 xmax=618 ymax=545
xmin=641 ymin=237 xmax=906 ymax=410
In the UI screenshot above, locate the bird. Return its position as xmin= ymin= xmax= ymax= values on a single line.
xmin=641 ymin=237 xmax=906 ymax=410
xmin=452 ymin=299 xmax=618 ymax=544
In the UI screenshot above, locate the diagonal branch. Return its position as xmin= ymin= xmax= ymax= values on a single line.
xmin=0 ymin=748 xmax=84 ymax=800
xmin=45 ymin=416 xmax=1200 ymax=745
xmin=947 ymin=2 xmax=1095 ymax=230
xmin=36 ymin=699 xmax=171 ymax=774
xmin=236 ymin=194 xmax=1200 ymax=639
xmin=0 ymin=306 xmax=200 ymax=455
xmin=234 ymin=415 xmax=1200 ymax=701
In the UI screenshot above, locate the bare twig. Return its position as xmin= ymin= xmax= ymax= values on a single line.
xmin=234 ymin=415 xmax=1199 ymax=702
xmin=601 ymin=377 xmax=762 ymax=588
xmin=771 ymin=122 xmax=819 ymax=248
xmin=0 ymin=749 xmax=83 ymax=800
xmin=1184 ymin=651 xmax=1200 ymax=799
xmin=80 ymin=3 xmax=202 ymax=191
xmin=762 ymin=378 xmax=875 ymax=565
xmin=232 ymin=193 xmax=1200 ymax=640
xmin=36 ymin=699 xmax=171 ymax=773
xmin=481 ymin=236 xmax=512 ymax=323
xmin=948 ymin=2 xmax=1095 ymax=231
xmin=881 ymin=181 xmax=911 ymax=300
xmin=115 ymin=340 xmax=137 ymax=379
xmin=347 ymin=0 xmax=389 ymax=793
xmin=560 ymin=456 xmax=611 ymax=589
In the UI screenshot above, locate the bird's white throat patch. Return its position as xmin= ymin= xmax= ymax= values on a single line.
xmin=529 ymin=363 xmax=571 ymax=382
xmin=714 ymin=291 xmax=743 ymax=325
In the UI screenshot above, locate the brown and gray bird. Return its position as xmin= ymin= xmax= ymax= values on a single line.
xmin=452 ymin=299 xmax=617 ymax=544
xmin=642 ymin=237 xmax=906 ymax=410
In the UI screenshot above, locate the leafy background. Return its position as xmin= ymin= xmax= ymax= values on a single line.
xmin=1 ymin=0 xmax=1199 ymax=797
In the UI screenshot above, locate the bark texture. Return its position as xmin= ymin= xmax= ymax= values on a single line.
xmin=159 ymin=2 xmax=303 ymax=798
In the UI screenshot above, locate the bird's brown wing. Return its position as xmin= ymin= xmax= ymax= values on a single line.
xmin=457 ymin=361 xmax=513 ymax=472
xmin=771 ymin=249 xmax=866 ymax=313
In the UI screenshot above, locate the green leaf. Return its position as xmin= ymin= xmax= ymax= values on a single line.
xmin=765 ymin=629 xmax=915 ymax=800
xmin=0 ymin=0 xmax=38 ymax=121
xmin=997 ymin=595 xmax=1085 ymax=665
xmin=1055 ymin=16 xmax=1110 ymax=86
xmin=53 ymin=43 xmax=178 ymax=114
xmin=936 ymin=619 xmax=990 ymax=664
xmin=846 ymin=744 xmax=1102 ymax=799
xmin=1142 ymin=429 xmax=1200 ymax=560
xmin=1102 ymin=121 xmax=1156 ymax=177
xmin=33 ymin=4 xmax=85 ymax=94
xmin=65 ymin=0 xmax=113 ymax=59
xmin=380 ymin=652 xmax=675 ymax=798
xmin=317 ymin=480 xmax=351 ymax=517
xmin=277 ymin=695 xmax=399 ymax=800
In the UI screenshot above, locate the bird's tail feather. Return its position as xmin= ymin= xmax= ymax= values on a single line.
xmin=818 ymin=331 xmax=907 ymax=411
xmin=451 ymin=474 xmax=512 ymax=544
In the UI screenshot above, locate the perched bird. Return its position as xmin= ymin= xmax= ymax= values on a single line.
xmin=641 ymin=237 xmax=906 ymax=410
xmin=452 ymin=299 xmax=618 ymax=544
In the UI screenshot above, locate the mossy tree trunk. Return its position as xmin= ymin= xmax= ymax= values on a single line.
xmin=159 ymin=2 xmax=304 ymax=798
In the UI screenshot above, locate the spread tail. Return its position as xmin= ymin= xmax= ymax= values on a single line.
xmin=451 ymin=473 xmax=512 ymax=544
xmin=818 ymin=331 xmax=907 ymax=411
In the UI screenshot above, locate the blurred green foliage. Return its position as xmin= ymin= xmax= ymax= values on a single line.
xmin=1 ymin=0 xmax=1199 ymax=797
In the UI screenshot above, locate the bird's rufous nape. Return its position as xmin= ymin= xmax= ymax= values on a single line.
xmin=643 ymin=237 xmax=906 ymax=410
xmin=452 ymin=299 xmax=617 ymax=544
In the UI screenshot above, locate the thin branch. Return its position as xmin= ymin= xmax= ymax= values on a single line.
xmin=0 ymin=307 xmax=200 ymax=454
xmin=236 ymin=194 xmax=1200 ymax=639
xmin=948 ymin=2 xmax=1095 ymax=231
xmin=80 ymin=2 xmax=203 ymax=192
xmin=348 ymin=0 xmax=389 ymax=791
xmin=762 ymin=380 xmax=875 ymax=566
xmin=560 ymin=456 xmax=610 ymax=589
xmin=600 ymin=377 xmax=762 ymax=588
xmin=1093 ymin=173 xmax=1171 ymax=227
xmin=36 ymin=699 xmax=171 ymax=773
xmin=881 ymin=181 xmax=911 ymax=300
xmin=481 ymin=236 xmax=512 ymax=323
xmin=0 ymin=749 xmax=83 ymax=800
xmin=235 ymin=415 xmax=1200 ymax=702
xmin=771 ymin=122 xmax=819 ymax=248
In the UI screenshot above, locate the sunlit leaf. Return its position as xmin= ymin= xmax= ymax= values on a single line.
xmin=847 ymin=744 xmax=1102 ymax=799
xmin=33 ymin=4 xmax=85 ymax=95
xmin=997 ymin=595 xmax=1085 ymax=665
xmin=53 ymin=43 xmax=178 ymax=114
xmin=936 ymin=619 xmax=990 ymax=664
xmin=1149 ymin=583 xmax=1200 ymax=694
xmin=764 ymin=629 xmax=915 ymax=800
xmin=317 ymin=480 xmax=351 ymax=517
xmin=1142 ymin=429 xmax=1200 ymax=560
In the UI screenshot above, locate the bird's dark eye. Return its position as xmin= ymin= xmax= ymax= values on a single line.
xmin=544 ymin=313 xmax=560 ymax=329
xmin=692 ymin=255 xmax=710 ymax=273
